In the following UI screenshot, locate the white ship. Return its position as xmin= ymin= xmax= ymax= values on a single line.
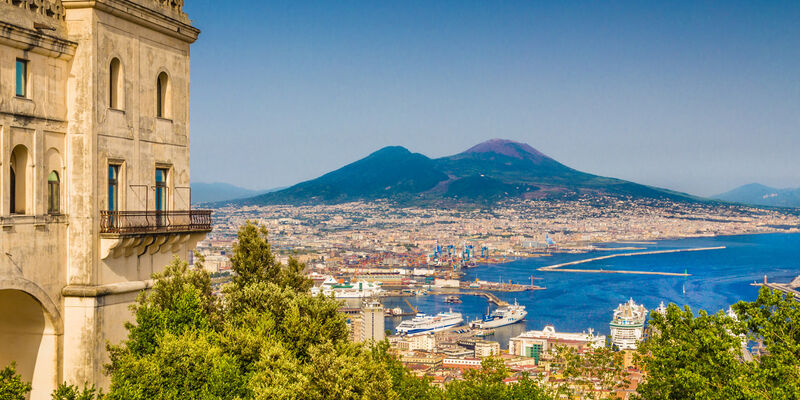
xmin=310 ymin=277 xmax=384 ymax=299
xmin=470 ymin=300 xmax=527 ymax=329
xmin=395 ymin=310 xmax=464 ymax=336
xmin=609 ymin=298 xmax=647 ymax=350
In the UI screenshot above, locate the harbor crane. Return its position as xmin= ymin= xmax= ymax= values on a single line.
xmin=403 ymin=298 xmax=419 ymax=314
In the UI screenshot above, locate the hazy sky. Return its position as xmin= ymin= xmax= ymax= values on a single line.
xmin=184 ymin=1 xmax=800 ymax=197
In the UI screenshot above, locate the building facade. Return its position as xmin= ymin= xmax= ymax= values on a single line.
xmin=359 ymin=300 xmax=385 ymax=343
xmin=508 ymin=325 xmax=606 ymax=365
xmin=0 ymin=0 xmax=207 ymax=398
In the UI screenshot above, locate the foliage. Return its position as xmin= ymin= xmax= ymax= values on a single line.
xmin=51 ymin=383 xmax=102 ymax=400
xmin=444 ymin=358 xmax=554 ymax=400
xmin=635 ymin=287 xmax=800 ymax=400
xmin=104 ymin=221 xmax=396 ymax=400
xmin=0 ymin=362 xmax=31 ymax=400
xmin=732 ymin=287 xmax=800 ymax=399
xmin=553 ymin=345 xmax=629 ymax=399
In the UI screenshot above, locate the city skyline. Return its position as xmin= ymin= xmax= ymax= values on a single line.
xmin=185 ymin=0 xmax=800 ymax=197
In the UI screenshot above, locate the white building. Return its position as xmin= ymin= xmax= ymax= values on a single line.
xmin=509 ymin=325 xmax=606 ymax=364
xmin=610 ymin=298 xmax=648 ymax=350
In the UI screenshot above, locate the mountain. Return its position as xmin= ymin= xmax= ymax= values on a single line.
xmin=713 ymin=183 xmax=800 ymax=208
xmin=191 ymin=182 xmax=271 ymax=204
xmin=233 ymin=139 xmax=699 ymax=206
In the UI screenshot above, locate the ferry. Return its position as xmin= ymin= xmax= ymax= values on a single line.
xmin=469 ymin=300 xmax=527 ymax=329
xmin=310 ymin=276 xmax=384 ymax=299
xmin=395 ymin=310 xmax=464 ymax=336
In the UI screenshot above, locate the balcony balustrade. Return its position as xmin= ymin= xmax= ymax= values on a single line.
xmin=100 ymin=209 xmax=212 ymax=235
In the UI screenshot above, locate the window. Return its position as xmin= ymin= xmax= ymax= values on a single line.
xmin=16 ymin=59 xmax=28 ymax=97
xmin=108 ymin=164 xmax=120 ymax=211
xmin=156 ymin=72 xmax=169 ymax=118
xmin=155 ymin=168 xmax=168 ymax=212
xmin=48 ymin=171 xmax=60 ymax=214
xmin=109 ymin=58 xmax=122 ymax=109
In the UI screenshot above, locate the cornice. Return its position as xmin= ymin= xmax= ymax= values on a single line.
xmin=62 ymin=0 xmax=200 ymax=43
xmin=0 ymin=20 xmax=77 ymax=59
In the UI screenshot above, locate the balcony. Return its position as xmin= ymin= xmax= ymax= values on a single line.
xmin=100 ymin=210 xmax=212 ymax=235
xmin=99 ymin=210 xmax=212 ymax=259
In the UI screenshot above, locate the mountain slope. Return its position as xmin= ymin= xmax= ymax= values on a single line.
xmin=232 ymin=139 xmax=699 ymax=206
xmin=713 ymin=183 xmax=800 ymax=208
xmin=240 ymin=146 xmax=448 ymax=205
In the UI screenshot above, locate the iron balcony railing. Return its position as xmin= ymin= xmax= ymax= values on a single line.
xmin=100 ymin=210 xmax=212 ymax=235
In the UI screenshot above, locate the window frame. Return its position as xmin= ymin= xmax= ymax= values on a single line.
xmin=15 ymin=58 xmax=29 ymax=98
xmin=48 ymin=171 xmax=60 ymax=215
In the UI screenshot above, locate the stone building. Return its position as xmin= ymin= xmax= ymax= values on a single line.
xmin=0 ymin=0 xmax=207 ymax=398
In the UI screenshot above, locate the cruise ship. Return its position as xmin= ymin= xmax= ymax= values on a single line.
xmin=310 ymin=276 xmax=384 ymax=298
xmin=395 ymin=310 xmax=464 ymax=336
xmin=470 ymin=300 xmax=527 ymax=329
xmin=609 ymin=298 xmax=648 ymax=350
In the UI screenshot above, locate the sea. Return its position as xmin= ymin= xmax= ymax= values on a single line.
xmin=380 ymin=233 xmax=800 ymax=348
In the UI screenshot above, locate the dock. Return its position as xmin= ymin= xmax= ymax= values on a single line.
xmin=537 ymin=246 xmax=727 ymax=276
xmin=750 ymin=276 xmax=800 ymax=302
xmin=431 ymin=289 xmax=510 ymax=307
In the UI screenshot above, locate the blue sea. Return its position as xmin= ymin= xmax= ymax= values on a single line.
xmin=381 ymin=233 xmax=800 ymax=347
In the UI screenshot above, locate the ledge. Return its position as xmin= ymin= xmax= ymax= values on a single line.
xmin=0 ymin=20 xmax=77 ymax=59
xmin=62 ymin=279 xmax=154 ymax=298
xmin=62 ymin=0 xmax=200 ymax=43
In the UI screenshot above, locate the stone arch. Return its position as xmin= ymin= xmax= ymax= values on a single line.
xmin=0 ymin=279 xmax=62 ymax=399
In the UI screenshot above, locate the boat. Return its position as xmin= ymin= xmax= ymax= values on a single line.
xmin=609 ymin=298 xmax=647 ymax=350
xmin=473 ymin=328 xmax=495 ymax=337
xmin=310 ymin=276 xmax=384 ymax=298
xmin=395 ymin=310 xmax=464 ymax=336
xmin=444 ymin=295 xmax=462 ymax=304
xmin=469 ymin=300 xmax=527 ymax=329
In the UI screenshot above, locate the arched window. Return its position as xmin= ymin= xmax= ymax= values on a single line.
xmin=48 ymin=171 xmax=60 ymax=214
xmin=10 ymin=145 xmax=29 ymax=215
xmin=109 ymin=58 xmax=123 ymax=109
xmin=156 ymin=72 xmax=169 ymax=118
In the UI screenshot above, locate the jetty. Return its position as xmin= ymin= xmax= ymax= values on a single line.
xmin=751 ymin=275 xmax=800 ymax=302
xmin=537 ymin=246 xmax=727 ymax=276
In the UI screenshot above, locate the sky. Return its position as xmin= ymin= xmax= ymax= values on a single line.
xmin=184 ymin=0 xmax=800 ymax=197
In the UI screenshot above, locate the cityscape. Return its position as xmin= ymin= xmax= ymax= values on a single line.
xmin=1 ymin=0 xmax=799 ymax=399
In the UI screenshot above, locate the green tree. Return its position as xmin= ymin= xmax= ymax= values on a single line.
xmin=0 ymin=363 xmax=31 ymax=400
xmin=733 ymin=287 xmax=800 ymax=399
xmin=51 ymin=383 xmax=101 ymax=400
xmin=444 ymin=357 xmax=554 ymax=400
xmin=553 ymin=345 xmax=628 ymax=399
xmin=634 ymin=304 xmax=747 ymax=400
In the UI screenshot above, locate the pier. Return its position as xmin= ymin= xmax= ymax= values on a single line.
xmin=751 ymin=276 xmax=800 ymax=302
xmin=537 ymin=246 xmax=727 ymax=276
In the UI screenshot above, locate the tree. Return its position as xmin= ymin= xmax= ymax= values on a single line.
xmin=0 ymin=362 xmax=31 ymax=400
xmin=445 ymin=357 xmax=554 ymax=400
xmin=634 ymin=304 xmax=749 ymax=400
xmin=733 ymin=287 xmax=800 ymax=399
xmin=104 ymin=222 xmax=397 ymax=400
xmin=51 ymin=383 xmax=102 ymax=400
xmin=553 ymin=345 xmax=629 ymax=399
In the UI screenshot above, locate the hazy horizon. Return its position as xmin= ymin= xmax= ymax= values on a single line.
xmin=185 ymin=1 xmax=800 ymax=197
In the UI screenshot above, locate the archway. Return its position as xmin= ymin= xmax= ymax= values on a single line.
xmin=0 ymin=289 xmax=59 ymax=399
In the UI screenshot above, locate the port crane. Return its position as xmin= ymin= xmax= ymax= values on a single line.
xmin=403 ymin=298 xmax=419 ymax=314
xmin=481 ymin=246 xmax=489 ymax=258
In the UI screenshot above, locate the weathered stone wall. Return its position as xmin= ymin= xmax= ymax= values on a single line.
xmin=0 ymin=0 xmax=201 ymax=397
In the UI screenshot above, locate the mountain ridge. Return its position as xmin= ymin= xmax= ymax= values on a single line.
xmin=231 ymin=139 xmax=702 ymax=207
xmin=713 ymin=183 xmax=800 ymax=208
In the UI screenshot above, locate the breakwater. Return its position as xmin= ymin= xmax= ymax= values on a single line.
xmin=537 ymin=246 xmax=727 ymax=276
